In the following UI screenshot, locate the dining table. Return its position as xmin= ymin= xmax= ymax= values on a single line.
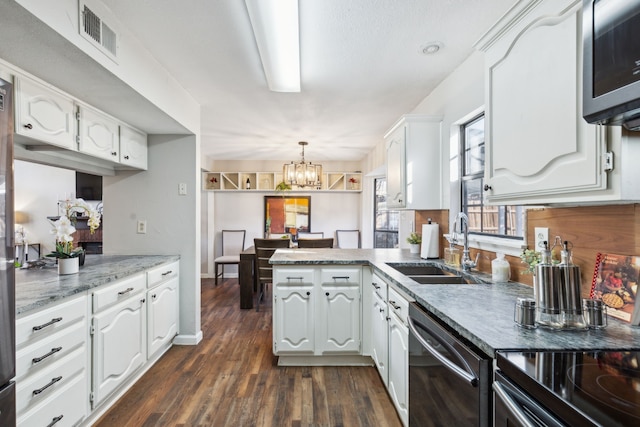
xmin=239 ymin=246 xmax=257 ymax=309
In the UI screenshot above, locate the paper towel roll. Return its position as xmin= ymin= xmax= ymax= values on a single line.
xmin=421 ymin=223 xmax=439 ymax=259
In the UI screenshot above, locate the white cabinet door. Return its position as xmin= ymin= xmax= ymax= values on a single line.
xmin=273 ymin=285 xmax=315 ymax=354
xmin=371 ymin=289 xmax=388 ymax=386
xmin=318 ymin=283 xmax=360 ymax=354
xmin=385 ymin=115 xmax=442 ymax=209
xmin=119 ymin=124 xmax=148 ymax=170
xmin=388 ymin=312 xmax=408 ymax=426
xmin=479 ymin=0 xmax=607 ymax=205
xmin=15 ymin=76 xmax=76 ymax=150
xmin=147 ymin=277 xmax=178 ymax=357
xmin=78 ymin=104 xmax=120 ymax=162
xmin=92 ymin=294 xmax=146 ymax=407
xmin=385 ymin=125 xmax=406 ymax=208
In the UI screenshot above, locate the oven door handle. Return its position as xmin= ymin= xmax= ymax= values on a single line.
xmin=493 ymin=382 xmax=535 ymax=427
xmin=407 ymin=315 xmax=478 ymax=387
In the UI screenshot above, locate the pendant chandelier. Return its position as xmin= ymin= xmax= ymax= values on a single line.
xmin=283 ymin=141 xmax=322 ymax=187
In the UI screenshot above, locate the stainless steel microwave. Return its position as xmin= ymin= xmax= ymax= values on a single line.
xmin=582 ymin=0 xmax=640 ymax=130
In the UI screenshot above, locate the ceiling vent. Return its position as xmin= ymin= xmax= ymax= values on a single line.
xmin=79 ymin=1 xmax=118 ymax=62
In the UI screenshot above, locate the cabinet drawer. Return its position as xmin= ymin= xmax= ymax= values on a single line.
xmin=371 ymin=274 xmax=388 ymax=301
xmin=320 ymin=267 xmax=361 ymax=285
xmin=16 ymin=346 xmax=86 ymax=415
xmin=16 ymin=295 xmax=87 ymax=349
xmin=17 ymin=369 xmax=87 ymax=427
xmin=147 ymin=260 xmax=180 ymax=288
xmin=93 ymin=273 xmax=146 ymax=313
xmin=274 ymin=268 xmax=315 ymax=285
xmin=16 ymin=319 xmax=86 ymax=380
xmin=388 ymin=287 xmax=410 ymax=326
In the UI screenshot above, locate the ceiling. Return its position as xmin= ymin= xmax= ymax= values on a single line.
xmin=8 ymin=0 xmax=518 ymax=163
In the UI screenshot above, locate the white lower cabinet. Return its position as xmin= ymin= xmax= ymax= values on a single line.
xmin=370 ymin=275 xmax=389 ymax=386
xmin=388 ymin=286 xmax=409 ymax=426
xmin=91 ymin=282 xmax=147 ymax=408
xmin=273 ymin=266 xmax=361 ymax=356
xmin=15 ymin=295 xmax=89 ymax=427
xmin=147 ymin=263 xmax=179 ymax=358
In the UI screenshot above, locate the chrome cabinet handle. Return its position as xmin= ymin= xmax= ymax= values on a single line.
xmin=33 ymin=376 xmax=62 ymax=395
xmin=32 ymin=347 xmax=63 ymax=364
xmin=33 ymin=317 xmax=62 ymax=331
xmin=46 ymin=415 xmax=64 ymax=427
xmin=118 ymin=287 xmax=134 ymax=296
xmin=332 ymin=276 xmax=350 ymax=280
xmin=493 ymin=382 xmax=536 ymax=427
xmin=286 ymin=276 xmax=304 ymax=281
xmin=389 ymin=300 xmax=401 ymax=310
xmin=407 ymin=315 xmax=478 ymax=386
xmin=162 ymin=270 xmax=173 ymax=276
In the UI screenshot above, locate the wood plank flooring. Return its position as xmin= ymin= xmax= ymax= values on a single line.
xmin=94 ymin=278 xmax=402 ymax=427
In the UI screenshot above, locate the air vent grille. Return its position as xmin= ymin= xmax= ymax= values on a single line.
xmin=79 ymin=2 xmax=118 ymax=61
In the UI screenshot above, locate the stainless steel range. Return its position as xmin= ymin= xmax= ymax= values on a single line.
xmin=495 ymin=350 xmax=640 ymax=426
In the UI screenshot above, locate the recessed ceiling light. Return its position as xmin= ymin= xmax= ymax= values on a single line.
xmin=420 ymin=42 xmax=443 ymax=55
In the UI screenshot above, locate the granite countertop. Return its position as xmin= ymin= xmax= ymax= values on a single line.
xmin=270 ymin=248 xmax=640 ymax=357
xmin=15 ymin=254 xmax=180 ymax=315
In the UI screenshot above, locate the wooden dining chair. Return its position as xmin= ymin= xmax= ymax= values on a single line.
xmin=336 ymin=230 xmax=361 ymax=248
xmin=213 ymin=230 xmax=245 ymax=285
xmin=253 ymin=238 xmax=290 ymax=311
xmin=297 ymin=238 xmax=334 ymax=248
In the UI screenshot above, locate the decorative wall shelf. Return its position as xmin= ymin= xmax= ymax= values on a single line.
xmin=202 ymin=171 xmax=362 ymax=192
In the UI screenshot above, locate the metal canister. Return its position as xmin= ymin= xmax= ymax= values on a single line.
xmin=514 ymin=298 xmax=537 ymax=328
xmin=583 ymin=299 xmax=607 ymax=329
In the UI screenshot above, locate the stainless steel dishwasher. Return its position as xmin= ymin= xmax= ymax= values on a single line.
xmin=407 ymin=302 xmax=491 ymax=426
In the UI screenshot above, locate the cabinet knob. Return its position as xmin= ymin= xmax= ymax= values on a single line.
xmin=325 ymin=292 xmax=330 ymax=297
xmin=111 ymin=151 xmax=117 ymax=156
xmin=306 ymin=291 xmax=311 ymax=296
xmin=379 ymin=308 xmax=384 ymax=313
xmin=23 ymin=123 xmax=33 ymax=130
xmin=124 ymin=155 xmax=130 ymax=160
xmin=140 ymin=298 xmax=146 ymax=304
xmin=483 ymin=184 xmax=492 ymax=191
xmin=152 ymin=294 xmax=157 ymax=299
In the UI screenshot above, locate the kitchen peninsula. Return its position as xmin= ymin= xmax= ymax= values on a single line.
xmin=14 ymin=255 xmax=179 ymax=426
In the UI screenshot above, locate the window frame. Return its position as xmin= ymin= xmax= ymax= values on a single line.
xmin=373 ymin=177 xmax=399 ymax=248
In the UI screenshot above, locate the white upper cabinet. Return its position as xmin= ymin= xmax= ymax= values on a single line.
xmin=385 ymin=115 xmax=442 ymax=210
xmin=476 ymin=0 xmax=615 ymax=205
xmin=78 ymin=104 xmax=120 ymax=162
xmin=120 ymin=124 xmax=148 ymax=170
xmin=14 ymin=76 xmax=76 ymax=150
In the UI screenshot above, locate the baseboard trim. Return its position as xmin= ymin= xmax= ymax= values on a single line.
xmin=173 ymin=330 xmax=203 ymax=346
xmin=277 ymin=354 xmax=374 ymax=366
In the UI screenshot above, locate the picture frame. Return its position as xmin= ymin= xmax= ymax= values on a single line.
xmin=264 ymin=195 xmax=311 ymax=240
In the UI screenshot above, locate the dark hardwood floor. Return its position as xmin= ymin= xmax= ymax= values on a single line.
xmin=94 ymin=278 xmax=402 ymax=426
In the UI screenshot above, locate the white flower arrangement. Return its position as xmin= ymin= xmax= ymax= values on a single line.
xmin=48 ymin=198 xmax=101 ymax=258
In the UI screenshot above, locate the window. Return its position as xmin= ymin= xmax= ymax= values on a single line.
xmin=374 ymin=178 xmax=399 ymax=248
xmin=461 ymin=114 xmax=523 ymax=238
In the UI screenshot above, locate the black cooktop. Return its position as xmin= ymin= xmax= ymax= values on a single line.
xmin=497 ymin=350 xmax=640 ymax=427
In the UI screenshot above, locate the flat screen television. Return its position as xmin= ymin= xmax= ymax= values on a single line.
xmin=76 ymin=172 xmax=102 ymax=201
xmin=582 ymin=0 xmax=640 ymax=130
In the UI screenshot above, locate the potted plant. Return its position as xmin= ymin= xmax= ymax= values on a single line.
xmin=407 ymin=232 xmax=422 ymax=254
xmin=47 ymin=198 xmax=101 ymax=274
xmin=275 ymin=181 xmax=292 ymax=195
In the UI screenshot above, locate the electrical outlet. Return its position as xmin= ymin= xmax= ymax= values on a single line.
xmin=137 ymin=220 xmax=147 ymax=234
xmin=534 ymin=227 xmax=549 ymax=251
xmin=179 ymin=183 xmax=187 ymax=195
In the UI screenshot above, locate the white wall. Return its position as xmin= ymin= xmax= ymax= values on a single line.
xmin=14 ymin=160 xmax=75 ymax=256
xmin=103 ymin=134 xmax=201 ymax=344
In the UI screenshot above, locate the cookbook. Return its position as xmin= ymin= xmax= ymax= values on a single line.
xmin=590 ymin=253 xmax=640 ymax=324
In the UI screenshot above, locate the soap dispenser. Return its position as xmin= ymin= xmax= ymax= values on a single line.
xmin=491 ymin=253 xmax=510 ymax=282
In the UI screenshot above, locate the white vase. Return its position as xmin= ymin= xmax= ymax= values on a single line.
xmin=409 ymin=243 xmax=420 ymax=254
xmin=58 ymin=257 xmax=79 ymax=275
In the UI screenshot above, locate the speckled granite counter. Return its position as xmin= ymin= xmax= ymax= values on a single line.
xmin=15 ymin=254 xmax=180 ymax=315
xmin=270 ymin=248 xmax=640 ymax=357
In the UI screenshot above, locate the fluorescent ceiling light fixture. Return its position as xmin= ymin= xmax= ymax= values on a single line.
xmin=245 ymin=0 xmax=300 ymax=92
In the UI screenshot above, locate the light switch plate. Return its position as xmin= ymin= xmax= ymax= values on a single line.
xmin=534 ymin=227 xmax=549 ymax=251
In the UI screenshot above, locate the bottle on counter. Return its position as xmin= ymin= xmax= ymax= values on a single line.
xmin=491 ymin=253 xmax=510 ymax=282
xmin=245 ymin=178 xmax=251 ymax=189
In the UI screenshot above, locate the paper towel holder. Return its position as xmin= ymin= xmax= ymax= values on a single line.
xmin=421 ymin=218 xmax=440 ymax=259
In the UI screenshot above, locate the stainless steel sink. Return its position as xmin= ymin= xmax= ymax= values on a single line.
xmin=386 ymin=263 xmax=478 ymax=284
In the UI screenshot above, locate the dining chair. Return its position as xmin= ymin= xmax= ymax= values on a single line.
xmin=336 ymin=229 xmax=361 ymax=249
xmin=253 ymin=238 xmax=290 ymax=311
xmin=213 ymin=230 xmax=246 ymax=285
xmin=297 ymin=232 xmax=324 ymax=239
xmin=297 ymin=238 xmax=334 ymax=248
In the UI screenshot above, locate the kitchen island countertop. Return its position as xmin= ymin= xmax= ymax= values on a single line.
xmin=15 ymin=254 xmax=180 ymax=315
xmin=270 ymin=248 xmax=640 ymax=357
